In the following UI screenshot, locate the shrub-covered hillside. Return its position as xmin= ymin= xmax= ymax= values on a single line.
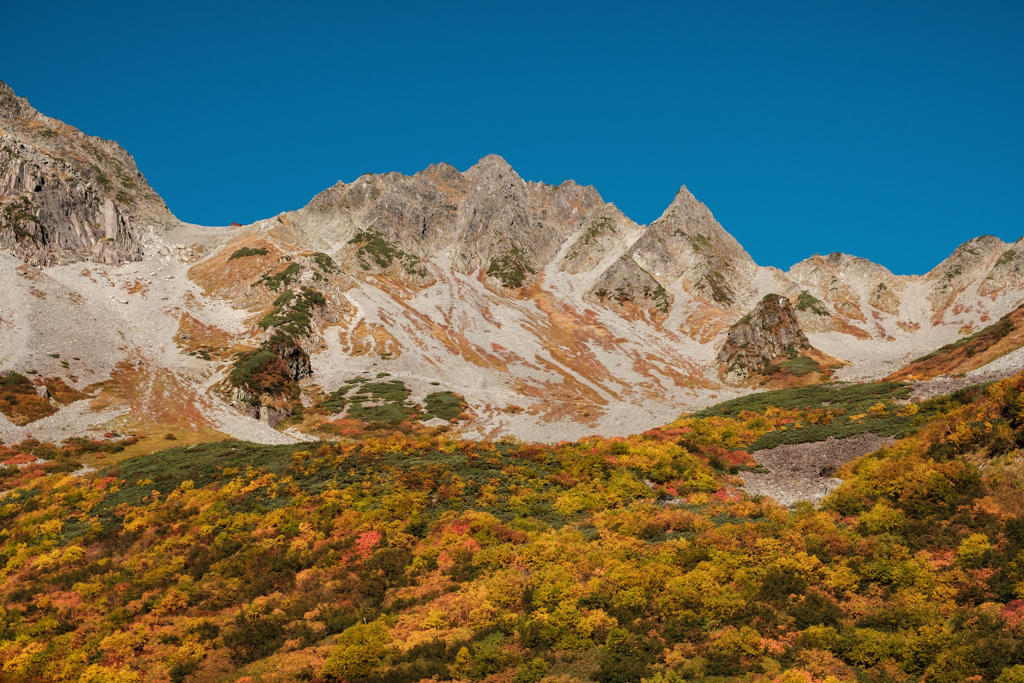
xmin=3 ymin=375 xmax=1024 ymax=681
xmin=684 ymin=381 xmax=926 ymax=451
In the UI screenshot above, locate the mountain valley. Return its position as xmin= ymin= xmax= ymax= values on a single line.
xmin=6 ymin=77 xmax=1024 ymax=683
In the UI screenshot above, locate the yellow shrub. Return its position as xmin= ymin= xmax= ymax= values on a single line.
xmin=955 ymin=533 xmax=993 ymax=568
xmin=77 ymin=664 xmax=142 ymax=683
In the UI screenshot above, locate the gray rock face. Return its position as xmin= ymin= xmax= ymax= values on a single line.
xmin=716 ymin=294 xmax=812 ymax=379
xmin=626 ymin=187 xmax=760 ymax=310
xmin=297 ymin=155 xmax=624 ymax=287
xmin=0 ymin=140 xmax=141 ymax=264
xmin=926 ymin=236 xmax=1007 ymax=312
xmin=559 ymin=203 xmax=635 ymax=274
xmin=977 ymin=240 xmax=1024 ymax=297
xmin=0 ymin=80 xmax=174 ymax=266
xmin=584 ymin=255 xmax=671 ymax=315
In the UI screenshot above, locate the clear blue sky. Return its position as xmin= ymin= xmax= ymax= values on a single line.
xmin=3 ymin=0 xmax=1022 ymax=275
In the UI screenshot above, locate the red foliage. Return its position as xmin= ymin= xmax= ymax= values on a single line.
xmin=1002 ymin=600 xmax=1024 ymax=627
xmin=492 ymin=524 xmax=527 ymax=544
xmin=250 ymin=357 xmax=294 ymax=396
xmin=514 ymin=445 xmax=547 ymax=462
xmin=2 ymin=453 xmax=38 ymax=466
xmin=355 ymin=530 xmax=382 ymax=559
xmin=449 ymin=521 xmax=471 ymax=536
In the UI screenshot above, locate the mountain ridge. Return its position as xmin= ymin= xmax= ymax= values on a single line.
xmin=1 ymin=79 xmax=1023 ymax=445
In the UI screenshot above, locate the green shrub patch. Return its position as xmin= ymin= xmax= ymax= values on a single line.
xmin=229 ymin=247 xmax=269 ymax=260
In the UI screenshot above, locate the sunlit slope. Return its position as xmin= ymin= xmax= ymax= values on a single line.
xmin=888 ymin=301 xmax=1024 ymax=380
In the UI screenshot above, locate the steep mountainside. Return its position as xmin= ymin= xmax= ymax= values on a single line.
xmin=0 ymin=80 xmax=174 ymax=265
xmin=0 ymin=80 xmax=1022 ymax=445
xmin=887 ymin=301 xmax=1024 ymax=380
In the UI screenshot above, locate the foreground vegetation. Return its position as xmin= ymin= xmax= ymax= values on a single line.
xmin=688 ymin=381 xmax=926 ymax=451
xmin=3 ymin=375 xmax=1024 ymax=681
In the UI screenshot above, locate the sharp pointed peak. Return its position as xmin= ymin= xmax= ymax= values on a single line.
xmin=465 ymin=153 xmax=515 ymax=174
xmin=649 ymin=183 xmax=716 ymax=226
xmin=658 ymin=185 xmax=710 ymax=215
xmin=463 ymin=154 xmax=525 ymax=188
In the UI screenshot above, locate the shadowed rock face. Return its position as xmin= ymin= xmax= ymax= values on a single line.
xmin=717 ymin=294 xmax=812 ymax=380
xmin=0 ymin=143 xmax=140 ymax=265
xmin=0 ymin=80 xmax=173 ymax=266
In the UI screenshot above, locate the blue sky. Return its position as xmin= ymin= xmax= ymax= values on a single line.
xmin=2 ymin=0 xmax=1022 ymax=275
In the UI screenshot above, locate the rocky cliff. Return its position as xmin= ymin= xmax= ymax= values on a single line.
xmin=0 ymin=80 xmax=173 ymax=265
xmin=716 ymin=294 xmax=845 ymax=385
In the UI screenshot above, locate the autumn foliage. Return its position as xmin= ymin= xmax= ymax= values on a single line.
xmin=4 ymin=375 xmax=1024 ymax=681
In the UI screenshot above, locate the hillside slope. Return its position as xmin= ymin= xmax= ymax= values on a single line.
xmin=4 ymin=371 xmax=1024 ymax=681
xmin=888 ymin=302 xmax=1024 ymax=380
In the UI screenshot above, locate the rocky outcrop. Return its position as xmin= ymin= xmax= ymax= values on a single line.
xmin=585 ymin=255 xmax=671 ymax=315
xmin=979 ymin=241 xmax=1024 ymax=297
xmin=0 ymin=80 xmax=174 ymax=266
xmin=925 ymin=236 xmax=1007 ymax=313
xmin=0 ymin=140 xmax=142 ymax=265
xmin=266 ymin=336 xmax=313 ymax=381
xmin=716 ymin=294 xmax=813 ymax=381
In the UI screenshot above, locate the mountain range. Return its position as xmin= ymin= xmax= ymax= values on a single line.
xmin=2 ymin=78 xmax=1023 ymax=445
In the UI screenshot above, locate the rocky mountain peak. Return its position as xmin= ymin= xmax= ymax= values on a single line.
xmin=417 ymin=161 xmax=465 ymax=185
xmin=789 ymin=252 xmax=901 ymax=291
xmin=464 ymin=154 xmax=520 ymax=185
xmin=926 ymin=234 xmax=1012 ymax=314
xmin=655 ymin=186 xmax=755 ymax=265
xmin=614 ymin=184 xmax=759 ymax=310
xmin=802 ymin=252 xmax=891 ymax=271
